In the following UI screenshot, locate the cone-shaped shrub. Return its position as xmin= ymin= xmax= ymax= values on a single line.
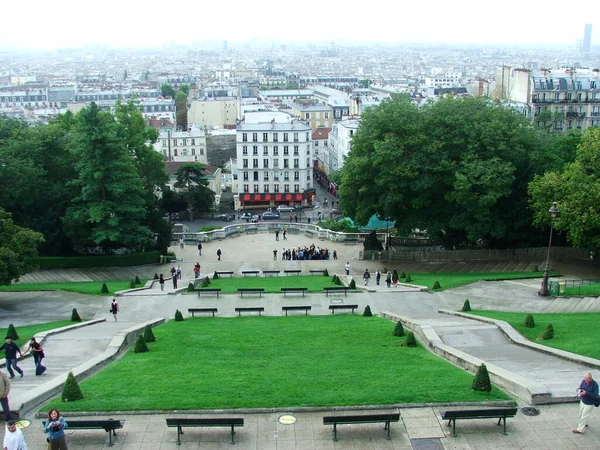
xmin=62 ymin=371 xmax=84 ymax=402
xmin=135 ymin=275 xmax=141 ymax=285
xmin=462 ymin=299 xmax=471 ymax=312
xmin=143 ymin=325 xmax=156 ymax=343
xmin=154 ymin=273 xmax=159 ymax=279
xmin=393 ymin=321 xmax=405 ymax=337
xmin=323 ymin=269 xmax=329 ymax=277
xmin=335 ymin=276 xmax=342 ymax=285
xmin=174 ymin=309 xmax=184 ymax=321
xmin=403 ymin=331 xmax=417 ymax=347
xmin=472 ymin=363 xmax=492 ymax=392
xmin=101 ymin=283 xmax=109 ymax=294
xmin=6 ymin=324 xmax=19 ymax=340
xmin=187 ymin=282 xmax=195 ymax=291
xmin=533 ymin=265 xmax=539 ymax=272
xmin=400 ymin=271 xmax=406 ymax=278
xmin=332 ymin=275 xmax=338 ymax=284
xmin=129 ymin=279 xmax=136 ymax=288
xmin=432 ymin=281 xmax=441 ymax=290
xmin=542 ymin=323 xmax=554 ymax=340
xmin=363 ymin=305 xmax=373 ymax=317
xmin=349 ymin=279 xmax=356 ymax=289
xmin=524 ymin=314 xmax=535 ymax=328
xmin=134 ymin=334 xmax=149 ymax=353
xmin=201 ymin=277 xmax=210 ymax=287
xmin=405 ymin=275 xmax=412 ymax=282
xmin=71 ymin=308 xmax=82 ymax=322
xmin=213 ymin=271 xmax=219 ymax=280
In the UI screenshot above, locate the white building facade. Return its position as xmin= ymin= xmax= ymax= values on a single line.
xmin=328 ymin=119 xmax=360 ymax=172
xmin=155 ymin=126 xmax=207 ymax=163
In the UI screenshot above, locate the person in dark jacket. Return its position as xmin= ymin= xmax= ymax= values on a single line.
xmin=573 ymin=372 xmax=599 ymax=433
xmin=0 ymin=337 xmax=23 ymax=378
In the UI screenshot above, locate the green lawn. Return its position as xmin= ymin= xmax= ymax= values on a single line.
xmin=0 ymin=280 xmax=146 ymax=296
xmin=467 ymin=310 xmax=600 ymax=360
xmin=196 ymin=274 xmax=341 ymax=293
xmin=402 ymin=271 xmax=552 ymax=291
xmin=43 ymin=316 xmax=511 ymax=412
xmin=1 ymin=321 xmax=77 ymax=347
xmin=563 ymin=284 xmax=600 ymax=296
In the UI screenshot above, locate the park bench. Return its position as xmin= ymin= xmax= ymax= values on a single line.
xmin=237 ymin=288 xmax=265 ymax=297
xmin=281 ymin=287 xmax=308 ymax=297
xmin=196 ymin=288 xmax=221 ymax=298
xmin=43 ymin=419 xmax=124 ymax=446
xmin=242 ymin=270 xmax=260 ymax=276
xmin=329 ymin=304 xmax=358 ymax=314
xmin=324 ymin=286 xmax=349 ymax=296
xmin=440 ymin=407 xmax=518 ymax=437
xmin=284 ymin=269 xmax=302 ymax=276
xmin=216 ymin=271 xmax=234 ymax=277
xmin=235 ymin=306 xmax=265 ymax=316
xmin=309 ymin=269 xmax=326 ymax=275
xmin=282 ymin=305 xmax=311 ymax=315
xmin=188 ymin=308 xmax=218 ymax=317
xmin=323 ymin=413 xmax=400 ymax=442
xmin=263 ymin=270 xmax=281 ymax=276
xmin=166 ymin=417 xmax=244 ymax=445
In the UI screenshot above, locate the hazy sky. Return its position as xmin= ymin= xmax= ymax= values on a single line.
xmin=1 ymin=0 xmax=598 ymax=50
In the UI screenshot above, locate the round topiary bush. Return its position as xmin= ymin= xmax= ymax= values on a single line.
xmin=135 ymin=276 xmax=141 ymax=285
xmin=363 ymin=305 xmax=373 ymax=317
xmin=524 ymin=314 xmax=535 ymax=328
xmin=143 ymin=325 xmax=156 ymax=343
xmin=462 ymin=299 xmax=472 ymax=312
xmin=62 ymin=371 xmax=84 ymax=402
xmin=129 ymin=279 xmax=136 ymax=289
xmin=6 ymin=324 xmax=19 ymax=340
xmin=403 ymin=331 xmax=417 ymax=347
xmin=542 ymin=323 xmax=554 ymax=340
xmin=405 ymin=275 xmax=412 ymax=282
xmin=134 ymin=334 xmax=149 ymax=353
xmin=432 ymin=281 xmax=441 ymax=290
xmin=472 ymin=363 xmax=492 ymax=392
xmin=71 ymin=308 xmax=82 ymax=322
xmin=187 ymin=282 xmax=195 ymax=292
xmin=393 ymin=321 xmax=405 ymax=337
xmin=174 ymin=309 xmax=184 ymax=321
xmin=213 ymin=271 xmax=220 ymax=280
xmin=349 ymin=279 xmax=356 ymax=289
xmin=101 ymin=283 xmax=109 ymax=294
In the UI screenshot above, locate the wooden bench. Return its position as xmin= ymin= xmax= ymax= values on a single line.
xmin=324 ymin=286 xmax=349 ymax=296
xmin=323 ymin=413 xmax=400 ymax=442
xmin=166 ymin=417 xmax=244 ymax=445
xmin=282 ymin=305 xmax=311 ymax=315
xmin=216 ymin=271 xmax=234 ymax=277
xmin=188 ymin=308 xmax=218 ymax=317
xmin=441 ymin=407 xmax=518 ymax=437
xmin=242 ymin=270 xmax=260 ymax=276
xmin=196 ymin=288 xmax=221 ymax=298
xmin=235 ymin=307 xmax=265 ymax=316
xmin=329 ymin=304 xmax=358 ymax=314
xmin=281 ymin=287 xmax=308 ymax=297
xmin=284 ymin=269 xmax=302 ymax=276
xmin=263 ymin=270 xmax=281 ymax=276
xmin=237 ymin=288 xmax=265 ymax=297
xmin=44 ymin=419 xmax=124 ymax=446
xmin=309 ymin=269 xmax=326 ymax=275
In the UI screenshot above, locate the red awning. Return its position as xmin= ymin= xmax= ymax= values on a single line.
xmin=275 ymin=194 xmax=282 ymax=200
xmin=264 ymin=194 xmax=272 ymax=201
xmin=253 ymin=194 xmax=262 ymax=201
xmin=285 ymin=194 xmax=292 ymax=200
xmin=295 ymin=194 xmax=302 ymax=201
xmin=243 ymin=194 xmax=250 ymax=201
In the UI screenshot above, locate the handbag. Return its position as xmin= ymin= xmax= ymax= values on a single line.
xmin=594 ymin=398 xmax=599 ymax=407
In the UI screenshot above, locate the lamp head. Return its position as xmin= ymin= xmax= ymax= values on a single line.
xmin=549 ymin=202 xmax=559 ymax=219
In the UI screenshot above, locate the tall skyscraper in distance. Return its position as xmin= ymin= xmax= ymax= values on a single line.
xmin=583 ymin=24 xmax=592 ymax=54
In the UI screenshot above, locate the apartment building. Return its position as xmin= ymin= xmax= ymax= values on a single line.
xmin=290 ymin=102 xmax=334 ymax=129
xmin=328 ymin=119 xmax=359 ymax=172
xmin=188 ymin=98 xmax=239 ymax=131
xmin=312 ymin=127 xmax=331 ymax=173
xmin=155 ymin=126 xmax=208 ymax=163
xmin=235 ymin=121 xmax=313 ymax=210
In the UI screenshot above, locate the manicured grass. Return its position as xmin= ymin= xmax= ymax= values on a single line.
xmin=0 ymin=280 xmax=146 ymax=296
xmin=1 ymin=321 xmax=76 ymax=347
xmin=563 ymin=284 xmax=600 ymax=296
xmin=467 ymin=310 xmax=600 ymax=360
xmin=196 ymin=274 xmax=340 ymax=293
xmin=400 ymin=271 xmax=554 ymax=291
xmin=43 ymin=315 xmax=511 ymax=412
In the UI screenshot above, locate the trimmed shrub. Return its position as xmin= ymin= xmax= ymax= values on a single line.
xmin=405 ymin=275 xmax=412 ymax=282
xmin=71 ymin=308 xmax=82 ymax=322
xmin=403 ymin=331 xmax=417 ymax=347
xmin=363 ymin=305 xmax=373 ymax=317
xmin=335 ymin=276 xmax=342 ymax=285
xmin=542 ymin=324 xmax=554 ymax=340
xmin=201 ymin=277 xmax=210 ymax=287
xmin=432 ymin=281 xmax=441 ymax=290
xmin=134 ymin=334 xmax=149 ymax=353
xmin=349 ymin=279 xmax=356 ymax=289
xmin=187 ymin=282 xmax=195 ymax=292
xmin=213 ymin=271 xmax=219 ymax=280
xmin=6 ymin=324 xmax=19 ymax=340
xmin=143 ymin=325 xmax=156 ymax=343
xmin=29 ymin=251 xmax=162 ymax=270
xmin=135 ymin=275 xmax=141 ymax=285
xmin=524 ymin=314 xmax=535 ymax=328
xmin=174 ymin=309 xmax=184 ymax=321
xmin=400 ymin=271 xmax=406 ymax=278
xmin=393 ymin=321 xmax=405 ymax=337
xmin=363 ymin=230 xmax=383 ymax=251
xmin=323 ymin=269 xmax=329 ymax=277
xmin=101 ymin=283 xmax=109 ymax=294
xmin=154 ymin=273 xmax=159 ymax=279
xmin=62 ymin=371 xmax=84 ymax=402
xmin=129 ymin=279 xmax=136 ymax=289
xmin=533 ymin=265 xmax=539 ymax=272
xmin=472 ymin=364 xmax=492 ymax=392
xmin=462 ymin=299 xmax=471 ymax=312
xmin=331 ymin=275 xmax=338 ymax=283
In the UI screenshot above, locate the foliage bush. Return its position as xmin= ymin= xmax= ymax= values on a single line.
xmin=400 ymin=271 xmax=406 ymax=278
xmin=335 ymin=276 xmax=342 ymax=285
xmin=143 ymin=325 xmax=156 ymax=343
xmin=6 ymin=324 xmax=19 ymax=340
xmin=62 ymin=371 xmax=84 ymax=402
xmin=363 ymin=305 xmax=373 ymax=317
xmin=153 ymin=273 xmax=159 ymax=279
xmin=316 ymin=218 xmax=360 ymax=233
xmin=134 ymin=334 xmax=149 ymax=353
xmin=129 ymin=279 xmax=136 ymax=288
xmin=533 ymin=265 xmax=539 ymax=272
xmin=403 ymin=331 xmax=417 ymax=347
xmin=405 ymin=275 xmax=412 ymax=282
xmin=29 ymin=251 xmax=162 ymax=270
xmin=472 ymin=364 xmax=492 ymax=392
xmin=393 ymin=321 xmax=405 ymax=337
xmin=187 ymin=282 xmax=195 ymax=291
xmin=174 ymin=310 xmax=184 ymax=321
xmin=101 ymin=283 xmax=109 ymax=294
xmin=542 ymin=323 xmax=554 ymax=340
xmin=201 ymin=277 xmax=210 ymax=287
xmin=71 ymin=308 xmax=82 ymax=322
xmin=198 ymin=226 xmax=224 ymax=232
xmin=349 ymin=279 xmax=356 ymax=289
xmin=135 ymin=276 xmax=141 ymax=285
xmin=524 ymin=314 xmax=535 ymax=328
xmin=363 ymin=230 xmax=383 ymax=251
xmin=323 ymin=269 xmax=329 ymax=277
xmin=167 ymin=252 xmax=176 ymax=259
xmin=462 ymin=299 xmax=471 ymax=312
xmin=213 ymin=271 xmax=219 ymax=280
xmin=432 ymin=281 xmax=441 ymax=289
xmin=331 ymin=275 xmax=338 ymax=283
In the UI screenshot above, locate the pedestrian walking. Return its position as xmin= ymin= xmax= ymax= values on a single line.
xmin=392 ymin=269 xmax=399 ymax=287
xmin=159 ymin=274 xmax=165 ymax=291
xmin=45 ymin=408 xmax=68 ymax=450
xmin=275 ymin=230 xmax=279 ymax=241
xmin=573 ymin=372 xmax=599 ymax=433
xmin=283 ymin=229 xmax=287 ymax=240
xmin=273 ymin=249 xmax=278 ymax=260
xmin=197 ymin=242 xmax=202 ymax=256
xmin=170 ymin=266 xmax=176 ymax=278
xmin=172 ymin=274 xmax=178 ymax=289
xmin=193 ymin=263 xmax=200 ymax=279
xmin=179 ymin=238 xmax=184 ymax=249
xmin=110 ymin=299 xmax=119 ymax=322
xmin=3 ymin=420 xmax=27 ymax=450
xmin=333 ymin=250 xmax=337 ymax=260
xmin=0 ymin=371 xmax=11 ymax=421
xmin=282 ymin=248 xmax=285 ymax=260
xmin=176 ymin=265 xmax=182 ymax=280
xmin=345 ymin=262 xmax=350 ymax=276
xmin=386 ymin=272 xmax=392 ymax=288
xmin=25 ymin=337 xmax=46 ymax=376
xmin=0 ymin=337 xmax=23 ymax=379
xmin=217 ymin=248 xmax=222 ymax=261
xmin=363 ymin=269 xmax=371 ymax=286
xmin=375 ymin=270 xmax=381 ymax=285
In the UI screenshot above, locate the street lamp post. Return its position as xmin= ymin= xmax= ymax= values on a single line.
xmin=539 ymin=202 xmax=560 ymax=296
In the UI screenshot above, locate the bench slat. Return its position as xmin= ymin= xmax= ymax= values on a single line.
xmin=441 ymin=408 xmax=517 ymax=437
xmin=188 ymin=308 xmax=218 ymax=317
xmin=282 ymin=305 xmax=311 ymax=315
xmin=166 ymin=418 xmax=243 ymax=445
xmin=328 ymin=304 xmax=358 ymax=314
xmin=323 ymin=414 xmax=399 ymax=442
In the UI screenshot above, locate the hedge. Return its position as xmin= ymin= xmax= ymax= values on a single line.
xmin=28 ymin=251 xmax=162 ymax=270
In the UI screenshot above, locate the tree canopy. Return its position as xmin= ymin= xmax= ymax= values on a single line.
xmin=174 ymin=163 xmax=215 ymax=221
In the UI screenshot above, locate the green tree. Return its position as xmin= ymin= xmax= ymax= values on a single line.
xmin=62 ymin=371 xmax=84 ymax=402
xmin=178 ymin=84 xmax=190 ymax=96
xmin=160 ymin=84 xmax=176 ymax=99
xmin=0 ymin=208 xmax=44 ymax=285
xmin=161 ymin=188 xmax=188 ymax=220
xmin=174 ymin=163 xmax=215 ymax=221
xmin=534 ymin=109 xmax=565 ymax=132
xmin=175 ymin=91 xmax=188 ymax=131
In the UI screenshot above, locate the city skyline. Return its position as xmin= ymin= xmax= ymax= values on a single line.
xmin=0 ymin=0 xmax=598 ymax=51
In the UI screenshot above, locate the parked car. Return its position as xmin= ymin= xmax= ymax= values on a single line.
xmin=216 ymin=214 xmax=234 ymax=221
xmin=250 ymin=215 xmax=260 ymax=223
xmin=276 ymin=205 xmax=295 ymax=212
xmin=262 ymin=212 xmax=281 ymax=220
xmin=240 ymin=212 xmax=252 ymax=220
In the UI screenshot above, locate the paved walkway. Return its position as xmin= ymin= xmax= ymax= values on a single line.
xmin=2 ymin=232 xmax=600 ymax=449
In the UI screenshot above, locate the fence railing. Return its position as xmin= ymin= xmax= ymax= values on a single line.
xmin=549 ymin=278 xmax=600 ymax=296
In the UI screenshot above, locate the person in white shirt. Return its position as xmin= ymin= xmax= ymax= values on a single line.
xmin=3 ymin=420 xmax=28 ymax=450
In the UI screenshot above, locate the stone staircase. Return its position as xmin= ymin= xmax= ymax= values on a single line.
xmin=542 ymin=296 xmax=600 ymax=313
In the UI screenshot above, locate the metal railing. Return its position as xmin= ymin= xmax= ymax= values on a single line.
xmin=549 ymin=278 xmax=600 ymax=296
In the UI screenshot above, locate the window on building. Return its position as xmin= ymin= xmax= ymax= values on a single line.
xmin=252 ymin=133 xmax=258 ymax=142
xmin=273 ymin=146 xmax=279 ymax=156
xmin=305 ymin=113 xmax=310 ymax=119
xmin=174 ymin=149 xmax=178 ymax=156
xmin=200 ymin=149 xmax=204 ymax=155
xmin=253 ymin=146 xmax=258 ymax=155
xmin=243 ymin=184 xmax=249 ymax=193
xmin=273 ymin=159 xmax=279 ymax=168
xmin=324 ymin=112 xmax=329 ymax=119
xmin=294 ymin=171 xmax=299 ymax=181
xmin=264 ymin=172 xmax=269 ymax=181
xmin=243 ymin=159 xmax=248 ymax=168
xmin=294 ymin=184 xmax=300 ymax=193
xmin=243 ymin=172 xmax=249 ymax=181
xmin=315 ymin=141 xmax=319 ymax=147
xmin=283 ymin=133 xmax=288 ymax=142
xmin=242 ymin=146 xmax=248 ymax=155
xmin=191 ymin=139 xmax=195 ymax=145
xmin=253 ymin=171 xmax=259 ymax=181
xmin=284 ymin=146 xmax=289 ymax=156
xmin=273 ymin=133 xmax=278 ymax=142
xmin=173 ymin=139 xmax=178 ymax=147
xmin=274 ymin=184 xmax=280 ymax=193
xmin=191 ymin=149 xmax=195 ymax=155
xmin=284 ymin=184 xmax=290 ymax=193
xmin=284 ymin=159 xmax=289 ymax=168
xmin=294 ymin=159 xmax=299 ymax=168
xmin=263 ymin=146 xmax=268 ymax=155
xmin=254 ymin=184 xmax=259 ymax=193
xmin=274 ymin=172 xmax=280 ymax=181
xmin=183 ymin=139 xmax=187 ymax=145
xmin=293 ymin=133 xmax=299 ymax=142
xmin=293 ymin=146 xmax=299 ymax=156
xmin=263 ymin=159 xmax=269 ymax=168
xmin=242 ymin=133 xmax=248 ymax=142
xmin=253 ymin=159 xmax=259 ymax=168
xmin=284 ymin=171 xmax=289 ymax=180
xmin=263 ymin=132 xmax=268 ymax=142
